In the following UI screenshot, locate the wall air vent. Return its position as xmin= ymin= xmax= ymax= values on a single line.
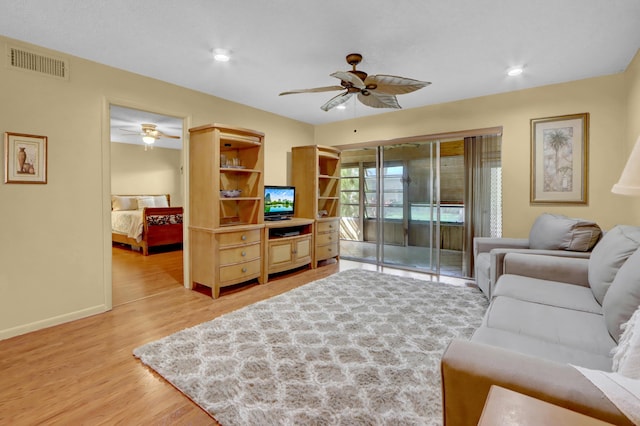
xmin=7 ymin=45 xmax=69 ymax=80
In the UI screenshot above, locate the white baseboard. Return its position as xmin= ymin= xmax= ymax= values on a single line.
xmin=0 ymin=304 xmax=109 ymax=341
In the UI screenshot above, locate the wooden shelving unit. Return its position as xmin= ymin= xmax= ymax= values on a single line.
xmin=292 ymin=145 xmax=341 ymax=266
xmin=189 ymin=124 xmax=265 ymax=298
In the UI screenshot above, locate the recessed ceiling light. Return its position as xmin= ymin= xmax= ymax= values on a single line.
xmin=213 ymin=48 xmax=231 ymax=62
xmin=507 ymin=66 xmax=524 ymax=77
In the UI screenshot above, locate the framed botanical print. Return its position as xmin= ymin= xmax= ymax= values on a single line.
xmin=4 ymin=132 xmax=48 ymax=184
xmin=530 ymin=113 xmax=589 ymax=204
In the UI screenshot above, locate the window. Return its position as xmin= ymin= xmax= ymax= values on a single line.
xmin=363 ymin=163 xmax=404 ymax=220
xmin=340 ymin=166 xmax=360 ymax=218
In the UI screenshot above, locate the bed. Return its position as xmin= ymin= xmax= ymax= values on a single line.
xmin=111 ymin=194 xmax=183 ymax=255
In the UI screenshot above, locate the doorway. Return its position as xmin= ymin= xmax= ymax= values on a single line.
xmin=338 ymin=133 xmax=501 ymax=278
xmin=109 ymin=104 xmax=186 ymax=305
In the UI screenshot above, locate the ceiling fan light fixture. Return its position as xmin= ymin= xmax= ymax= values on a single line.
xmin=213 ymin=48 xmax=231 ymax=62
xmin=336 ymin=104 xmax=347 ymax=110
xmin=142 ymin=135 xmax=155 ymax=144
xmin=507 ymin=66 xmax=524 ymax=77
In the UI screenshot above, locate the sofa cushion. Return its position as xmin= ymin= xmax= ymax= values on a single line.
xmin=603 ymin=248 xmax=640 ymax=342
xmin=472 ymin=327 xmax=613 ymax=370
xmin=483 ymin=296 xmax=616 ymax=355
xmin=494 ymin=274 xmax=602 ymax=314
xmin=589 ymin=225 xmax=640 ymax=305
xmin=612 ymin=305 xmax=640 ymax=378
xmin=528 ymin=213 xmax=601 ymax=252
xmin=475 ymin=252 xmax=491 ymax=296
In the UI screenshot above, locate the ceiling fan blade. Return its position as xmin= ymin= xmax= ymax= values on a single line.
xmin=279 ymin=86 xmax=344 ymax=96
xmin=357 ymin=92 xmax=401 ymax=109
xmin=365 ymin=74 xmax=431 ymax=95
xmin=158 ymin=133 xmax=180 ymax=139
xmin=321 ymin=92 xmax=354 ymax=111
xmin=330 ymin=71 xmax=365 ymax=89
xmin=119 ymin=128 xmax=144 ymax=135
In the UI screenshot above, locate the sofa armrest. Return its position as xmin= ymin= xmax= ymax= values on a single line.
xmin=502 ymin=252 xmax=591 ymax=287
xmin=474 ymin=237 xmax=530 ymax=257
xmin=490 ymin=248 xmax=591 ymax=293
xmin=441 ymin=339 xmax=632 ymax=426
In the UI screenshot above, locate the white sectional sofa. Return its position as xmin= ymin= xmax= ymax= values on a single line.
xmin=441 ymin=224 xmax=640 ymax=425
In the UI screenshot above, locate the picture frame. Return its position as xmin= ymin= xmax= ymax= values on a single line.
xmin=4 ymin=132 xmax=48 ymax=184
xmin=530 ymin=113 xmax=589 ymax=204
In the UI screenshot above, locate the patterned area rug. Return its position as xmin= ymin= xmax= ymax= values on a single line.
xmin=134 ymin=269 xmax=488 ymax=425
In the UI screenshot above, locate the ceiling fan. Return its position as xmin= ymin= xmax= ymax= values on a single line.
xmin=279 ymin=53 xmax=431 ymax=111
xmin=120 ymin=123 xmax=180 ymax=145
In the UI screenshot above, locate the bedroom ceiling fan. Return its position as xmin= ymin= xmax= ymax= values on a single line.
xmin=120 ymin=123 xmax=180 ymax=145
xmin=279 ymin=53 xmax=431 ymax=111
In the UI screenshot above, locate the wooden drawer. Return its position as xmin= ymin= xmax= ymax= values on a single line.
xmin=316 ymin=219 xmax=339 ymax=234
xmin=316 ymin=242 xmax=338 ymax=261
xmin=316 ymin=231 xmax=338 ymax=246
xmin=218 ymin=229 xmax=261 ymax=247
xmin=219 ymin=242 xmax=261 ymax=266
xmin=219 ymin=258 xmax=261 ymax=284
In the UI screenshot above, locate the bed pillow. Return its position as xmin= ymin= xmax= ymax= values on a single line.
xmin=612 ymin=304 xmax=640 ymax=378
xmin=136 ymin=196 xmax=156 ymax=209
xmin=112 ymin=196 xmax=138 ymax=211
xmin=152 ymin=195 xmax=170 ymax=207
xmin=528 ymin=213 xmax=601 ymax=251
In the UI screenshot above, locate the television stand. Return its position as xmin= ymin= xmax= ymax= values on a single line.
xmin=262 ymin=217 xmax=314 ymax=283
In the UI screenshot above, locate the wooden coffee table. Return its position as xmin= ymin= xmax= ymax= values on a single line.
xmin=478 ymin=385 xmax=615 ymax=425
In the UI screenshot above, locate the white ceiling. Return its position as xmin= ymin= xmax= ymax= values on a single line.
xmin=1 ymin=1 xmax=639 ymax=126
xmin=110 ymin=105 xmax=183 ymax=150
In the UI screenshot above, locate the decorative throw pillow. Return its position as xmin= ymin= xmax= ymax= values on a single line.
xmin=528 ymin=213 xmax=601 ymax=251
xmin=152 ymin=195 xmax=170 ymax=207
xmin=136 ymin=196 xmax=156 ymax=209
xmin=603 ymin=248 xmax=640 ymax=342
xmin=589 ymin=225 xmax=640 ymax=305
xmin=112 ymin=196 xmax=137 ymax=211
xmin=612 ymin=305 xmax=640 ymax=378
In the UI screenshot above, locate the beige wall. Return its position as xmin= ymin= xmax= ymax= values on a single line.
xmin=111 ymin=143 xmax=184 ymax=206
xmin=315 ymin=57 xmax=640 ymax=236
xmin=624 ymin=49 xmax=640 ymax=218
xmin=1 ymin=34 xmax=638 ymax=339
xmin=0 ymin=36 xmax=314 ymax=339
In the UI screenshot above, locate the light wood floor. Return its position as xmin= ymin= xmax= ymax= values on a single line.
xmin=0 ymin=248 xmax=341 ymax=425
xmin=0 ymin=248 xmax=468 ymax=425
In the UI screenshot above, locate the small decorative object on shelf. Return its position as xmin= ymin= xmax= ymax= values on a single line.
xmin=220 ymin=189 xmax=242 ymax=198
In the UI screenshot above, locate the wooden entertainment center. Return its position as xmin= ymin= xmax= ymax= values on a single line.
xmin=189 ymin=124 xmax=341 ymax=298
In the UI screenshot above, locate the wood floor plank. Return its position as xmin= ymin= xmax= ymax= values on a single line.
xmin=0 ymin=250 xmax=339 ymax=425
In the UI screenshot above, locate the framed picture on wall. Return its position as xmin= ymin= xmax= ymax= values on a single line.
xmin=4 ymin=132 xmax=48 ymax=184
xmin=530 ymin=113 xmax=589 ymax=204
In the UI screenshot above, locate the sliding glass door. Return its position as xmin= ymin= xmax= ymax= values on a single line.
xmin=340 ymin=142 xmax=445 ymax=274
xmin=339 ymin=132 xmax=501 ymax=278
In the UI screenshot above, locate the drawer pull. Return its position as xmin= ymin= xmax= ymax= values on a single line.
xmin=241 ymin=251 xmax=246 ymax=257
xmin=242 ymin=267 xmax=247 ymax=273
xmin=329 ymin=224 xmax=333 ymax=228
xmin=241 ymin=235 xmax=247 ymax=241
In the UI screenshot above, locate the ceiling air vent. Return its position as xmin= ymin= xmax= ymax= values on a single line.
xmin=7 ymin=45 xmax=69 ymax=80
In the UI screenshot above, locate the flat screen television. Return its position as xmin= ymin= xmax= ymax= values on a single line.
xmin=264 ymin=185 xmax=295 ymax=221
